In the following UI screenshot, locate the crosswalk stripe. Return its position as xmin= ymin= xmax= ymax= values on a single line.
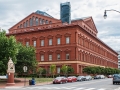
xmin=85 ymin=88 xmax=96 ymax=90
xmin=74 ymin=87 xmax=85 ymax=90
xmin=98 ymin=88 xmax=106 ymax=90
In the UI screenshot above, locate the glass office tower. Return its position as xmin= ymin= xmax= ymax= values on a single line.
xmin=60 ymin=2 xmax=71 ymax=24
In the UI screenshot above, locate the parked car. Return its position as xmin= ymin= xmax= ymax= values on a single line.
xmin=107 ymin=75 xmax=113 ymax=78
xmin=77 ymin=76 xmax=85 ymax=81
xmin=94 ymin=75 xmax=105 ymax=79
xmin=85 ymin=75 xmax=92 ymax=81
xmin=113 ymin=74 xmax=120 ymax=84
xmin=94 ymin=75 xmax=101 ymax=79
xmin=99 ymin=75 xmax=105 ymax=79
xmin=67 ymin=76 xmax=77 ymax=82
xmin=53 ymin=76 xmax=67 ymax=84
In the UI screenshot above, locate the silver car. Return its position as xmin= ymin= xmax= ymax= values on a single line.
xmin=113 ymin=74 xmax=120 ymax=84
xmin=77 ymin=76 xmax=85 ymax=81
xmin=85 ymin=75 xmax=92 ymax=81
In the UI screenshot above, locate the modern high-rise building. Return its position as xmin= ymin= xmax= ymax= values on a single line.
xmin=60 ymin=2 xmax=71 ymax=24
xmin=7 ymin=3 xmax=118 ymax=75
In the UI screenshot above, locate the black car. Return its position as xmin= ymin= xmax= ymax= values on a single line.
xmin=113 ymin=74 xmax=120 ymax=84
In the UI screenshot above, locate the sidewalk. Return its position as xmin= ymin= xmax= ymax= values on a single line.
xmin=0 ymin=78 xmax=52 ymax=89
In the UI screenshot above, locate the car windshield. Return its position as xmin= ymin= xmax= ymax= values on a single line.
xmin=56 ymin=77 xmax=62 ymax=80
xmin=113 ymin=74 xmax=120 ymax=77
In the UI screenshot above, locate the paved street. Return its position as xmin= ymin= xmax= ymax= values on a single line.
xmin=3 ymin=78 xmax=120 ymax=90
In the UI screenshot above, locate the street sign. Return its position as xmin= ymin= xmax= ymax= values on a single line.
xmin=23 ymin=66 xmax=27 ymax=72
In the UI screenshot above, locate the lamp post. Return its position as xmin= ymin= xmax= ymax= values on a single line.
xmin=103 ymin=9 xmax=120 ymax=19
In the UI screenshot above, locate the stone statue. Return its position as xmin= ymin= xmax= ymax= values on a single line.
xmin=7 ymin=57 xmax=15 ymax=73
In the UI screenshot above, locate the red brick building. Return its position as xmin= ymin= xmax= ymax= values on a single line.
xmin=7 ymin=10 xmax=118 ymax=75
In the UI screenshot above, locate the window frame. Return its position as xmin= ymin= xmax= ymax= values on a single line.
xmin=41 ymin=40 xmax=44 ymax=46
xmin=66 ymin=37 xmax=70 ymax=44
xmin=49 ymin=54 xmax=52 ymax=61
xmin=49 ymin=39 xmax=52 ymax=46
xmin=66 ymin=53 xmax=70 ymax=60
xmin=41 ymin=55 xmax=44 ymax=61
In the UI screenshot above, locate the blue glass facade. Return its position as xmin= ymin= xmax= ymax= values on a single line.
xmin=60 ymin=2 xmax=71 ymax=24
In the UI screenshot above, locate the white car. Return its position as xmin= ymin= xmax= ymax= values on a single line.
xmin=99 ymin=75 xmax=105 ymax=79
xmin=85 ymin=75 xmax=92 ymax=81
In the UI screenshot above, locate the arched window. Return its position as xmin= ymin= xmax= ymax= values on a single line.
xmin=20 ymin=24 xmax=22 ymax=28
xmin=39 ymin=18 xmax=42 ymax=25
xmin=17 ymin=26 xmax=19 ymax=29
xmin=32 ymin=16 xmax=35 ymax=26
xmin=49 ymin=21 xmax=52 ymax=24
xmin=30 ymin=18 xmax=32 ymax=26
xmin=46 ymin=20 xmax=48 ymax=24
xmin=26 ymin=20 xmax=28 ymax=27
xmin=35 ymin=17 xmax=38 ymax=26
xmin=23 ymin=22 xmax=26 ymax=28
xmin=42 ymin=19 xmax=44 ymax=24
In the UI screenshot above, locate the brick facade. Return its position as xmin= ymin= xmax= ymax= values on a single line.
xmin=7 ymin=11 xmax=118 ymax=75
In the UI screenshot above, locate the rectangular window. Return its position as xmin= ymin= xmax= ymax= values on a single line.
xmin=66 ymin=37 xmax=69 ymax=44
xmin=66 ymin=53 xmax=69 ymax=60
xmin=57 ymin=67 xmax=60 ymax=74
xmin=49 ymin=54 xmax=52 ymax=61
xmin=41 ymin=55 xmax=44 ymax=61
xmin=57 ymin=54 xmax=60 ymax=60
xmin=26 ymin=42 xmax=29 ymax=46
xmin=33 ymin=40 xmax=36 ymax=47
xmin=41 ymin=40 xmax=44 ymax=46
xmin=57 ymin=38 xmax=60 ymax=44
xmin=49 ymin=39 xmax=52 ymax=45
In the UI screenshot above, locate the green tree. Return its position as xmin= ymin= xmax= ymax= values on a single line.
xmin=60 ymin=64 xmax=68 ymax=76
xmin=82 ymin=66 xmax=92 ymax=74
xmin=37 ymin=67 xmax=44 ymax=78
xmin=50 ymin=64 xmax=56 ymax=78
xmin=15 ymin=43 xmax=37 ymax=74
xmin=67 ymin=66 xmax=74 ymax=74
xmin=0 ymin=31 xmax=18 ymax=74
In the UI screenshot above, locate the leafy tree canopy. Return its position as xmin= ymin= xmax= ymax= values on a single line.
xmin=0 ymin=31 xmax=18 ymax=74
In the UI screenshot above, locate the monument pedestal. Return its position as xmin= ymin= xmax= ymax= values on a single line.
xmin=6 ymin=73 xmax=15 ymax=86
xmin=6 ymin=58 xmax=15 ymax=86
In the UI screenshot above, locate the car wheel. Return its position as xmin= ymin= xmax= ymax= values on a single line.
xmin=60 ymin=81 xmax=63 ymax=84
xmin=113 ymin=82 xmax=115 ymax=85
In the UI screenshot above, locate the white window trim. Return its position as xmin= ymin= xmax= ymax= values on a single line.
xmin=57 ymin=54 xmax=60 ymax=60
xmin=66 ymin=37 xmax=70 ymax=44
xmin=49 ymin=54 xmax=52 ymax=61
xmin=57 ymin=38 xmax=60 ymax=45
xmin=66 ymin=53 xmax=70 ymax=60
xmin=33 ymin=40 xmax=36 ymax=47
xmin=49 ymin=39 xmax=52 ymax=45
xmin=41 ymin=55 xmax=44 ymax=61
xmin=41 ymin=40 xmax=44 ymax=46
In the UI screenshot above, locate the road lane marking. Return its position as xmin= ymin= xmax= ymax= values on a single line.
xmin=85 ymin=88 xmax=96 ymax=90
xmin=74 ymin=87 xmax=85 ymax=90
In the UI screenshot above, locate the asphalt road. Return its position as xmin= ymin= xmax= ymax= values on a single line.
xmin=3 ymin=78 xmax=120 ymax=90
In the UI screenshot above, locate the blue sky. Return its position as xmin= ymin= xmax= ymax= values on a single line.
xmin=0 ymin=0 xmax=120 ymax=51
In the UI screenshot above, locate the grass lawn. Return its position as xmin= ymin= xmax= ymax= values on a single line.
xmin=34 ymin=78 xmax=54 ymax=83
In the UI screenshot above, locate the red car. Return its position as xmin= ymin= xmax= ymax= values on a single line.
xmin=67 ymin=76 xmax=77 ymax=82
xmin=53 ymin=77 xmax=67 ymax=84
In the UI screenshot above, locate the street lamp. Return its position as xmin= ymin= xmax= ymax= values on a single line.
xmin=103 ymin=9 xmax=120 ymax=19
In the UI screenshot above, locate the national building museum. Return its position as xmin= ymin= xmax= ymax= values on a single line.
xmin=7 ymin=2 xmax=118 ymax=75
